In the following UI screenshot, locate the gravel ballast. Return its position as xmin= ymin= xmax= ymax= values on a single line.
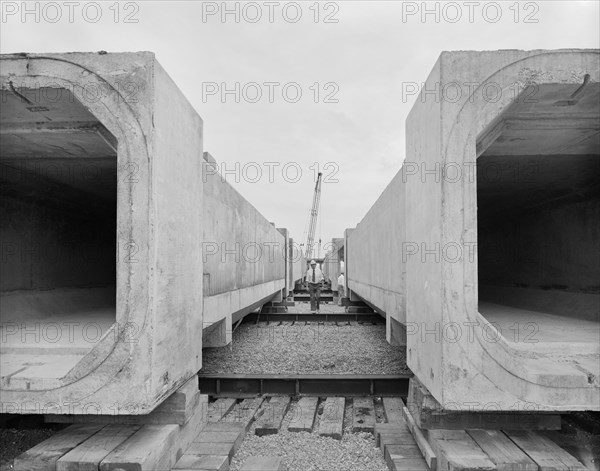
xmin=229 ymin=397 xmax=389 ymax=471
xmin=0 ymin=427 xmax=61 ymax=468
xmin=201 ymin=306 xmax=408 ymax=375
xmin=230 ymin=430 xmax=389 ymax=471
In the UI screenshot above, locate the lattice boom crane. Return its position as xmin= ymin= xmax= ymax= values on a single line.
xmin=304 ymin=172 xmax=322 ymax=260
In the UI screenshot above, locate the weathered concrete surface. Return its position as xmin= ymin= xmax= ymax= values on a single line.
xmin=289 ymin=237 xmax=305 ymax=289
xmin=346 ymin=168 xmax=406 ymax=342
xmin=1 ymin=52 xmax=204 ymax=414
xmin=202 ymin=153 xmax=285 ymax=345
xmin=277 ymin=228 xmax=291 ymax=296
xmin=349 ymin=49 xmax=599 ymax=411
xmin=322 ymin=238 xmax=344 ymax=292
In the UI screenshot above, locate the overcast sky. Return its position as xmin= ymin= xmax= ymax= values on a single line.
xmin=2 ymin=1 xmax=598 ymax=255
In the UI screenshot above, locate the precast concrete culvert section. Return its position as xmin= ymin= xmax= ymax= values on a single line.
xmin=1 ymin=53 xmax=206 ymax=416
xmin=348 ymin=50 xmax=599 ymax=411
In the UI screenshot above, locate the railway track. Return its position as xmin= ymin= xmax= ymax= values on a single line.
xmin=198 ymin=373 xmax=412 ymax=397
xmin=245 ymin=312 xmax=384 ymax=323
xmin=188 ymin=395 xmax=429 ymax=471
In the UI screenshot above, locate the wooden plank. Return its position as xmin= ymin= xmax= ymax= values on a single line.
xmin=194 ymin=430 xmax=245 ymax=456
xmin=190 ymin=421 xmax=245 ymax=459
xmin=374 ymin=423 xmax=409 ymax=447
xmin=192 ymin=421 xmax=246 ymax=459
xmin=184 ymin=442 xmax=236 ymax=461
xmin=317 ymin=397 xmax=345 ymax=440
xmin=385 ymin=444 xmax=429 ymax=471
xmin=468 ymin=429 xmax=538 ymax=471
xmin=151 ymin=378 xmax=201 ymax=425
xmin=97 ymin=391 xmax=207 ymax=470
xmin=288 ymin=397 xmax=318 ymax=432
xmin=194 ymin=430 xmax=244 ymax=445
xmin=99 ymin=424 xmax=179 ymax=471
xmin=156 ymin=376 xmax=199 ymax=411
xmin=374 ymin=421 xmax=416 ymax=464
xmin=56 ymin=424 xmax=141 ymax=471
xmin=202 ymin=422 xmax=245 ymax=433
xmin=254 ymin=396 xmax=291 ymax=436
xmin=382 ymin=397 xmax=404 ymax=423
xmin=47 ymin=379 xmax=202 ymax=426
xmin=543 ymin=431 xmax=597 ymax=470
xmin=46 ymin=408 xmax=199 ymax=426
xmin=352 ymin=397 xmax=376 ymax=432
xmin=379 ymin=430 xmax=416 ymax=451
xmin=506 ymin=431 xmax=586 ymax=471
xmin=14 ymin=424 xmax=103 ymax=471
xmin=207 ymin=398 xmax=237 ymax=422
xmin=390 ymin=458 xmax=430 ymax=471
xmin=168 ymin=389 xmax=211 ymax=466
xmin=223 ymin=397 xmax=264 ymax=431
xmin=402 ymin=406 xmax=437 ymax=470
xmin=173 ymin=454 xmax=228 ymax=470
xmin=385 ymin=444 xmax=424 ymax=459
xmin=240 ymin=456 xmax=285 ymax=471
xmin=429 ymin=429 xmax=495 ymax=471
xmin=408 ymin=377 xmax=560 ymax=431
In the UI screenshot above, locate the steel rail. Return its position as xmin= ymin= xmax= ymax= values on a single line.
xmin=244 ymin=312 xmax=384 ymax=323
xmin=198 ymin=373 xmax=412 ymax=398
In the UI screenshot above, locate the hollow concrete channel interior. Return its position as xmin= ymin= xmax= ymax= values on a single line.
xmin=476 ymin=83 xmax=600 ymax=356
xmin=0 ymin=87 xmax=117 ymax=388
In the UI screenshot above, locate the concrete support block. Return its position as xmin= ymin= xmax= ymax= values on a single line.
xmin=348 ymin=289 xmax=361 ymax=303
xmin=202 ymin=318 xmax=231 ymax=348
xmin=271 ymin=289 xmax=284 ymax=304
xmin=388 ymin=317 xmax=407 ymax=347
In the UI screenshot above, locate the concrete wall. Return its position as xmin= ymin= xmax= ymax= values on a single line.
xmin=277 ymin=228 xmax=293 ymax=297
xmin=289 ymin=237 xmax=305 ymax=289
xmin=479 ymin=193 xmax=599 ymax=320
xmin=202 ymin=153 xmax=285 ymax=345
xmin=1 ymin=52 xmax=204 ymax=414
xmin=405 ymin=56 xmax=444 ymax=400
xmin=343 ymin=228 xmax=354 ymax=298
xmin=480 ymin=200 xmax=598 ymax=292
xmin=322 ymin=238 xmax=344 ymax=292
xmin=1 ymin=189 xmax=115 ymax=296
xmin=347 ymin=168 xmax=407 ymax=339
